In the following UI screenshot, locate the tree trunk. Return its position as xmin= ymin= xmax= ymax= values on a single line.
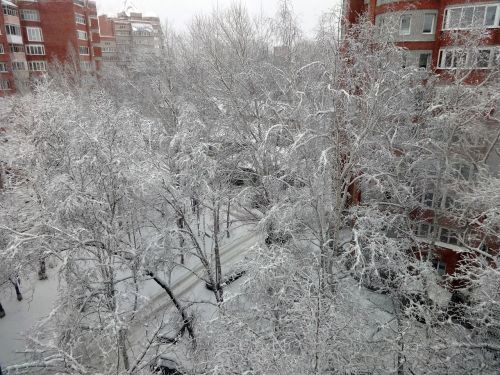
xmin=0 ymin=302 xmax=5 ymax=318
xmin=38 ymin=259 xmax=48 ymax=280
xmin=118 ymin=328 xmax=130 ymax=371
xmin=213 ymin=203 xmax=224 ymax=304
xmin=226 ymin=200 xmax=231 ymax=238
xmin=10 ymin=277 xmax=22 ymax=301
xmin=177 ymin=216 xmax=185 ymax=265
xmin=147 ymin=271 xmax=196 ymax=347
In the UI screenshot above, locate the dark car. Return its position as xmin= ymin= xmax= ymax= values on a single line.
xmin=151 ymin=357 xmax=183 ymax=375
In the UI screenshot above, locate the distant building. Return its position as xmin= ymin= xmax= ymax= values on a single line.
xmin=98 ymin=11 xmax=163 ymax=69
xmin=0 ymin=0 xmax=102 ymax=96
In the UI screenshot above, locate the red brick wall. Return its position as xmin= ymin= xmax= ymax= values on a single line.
xmin=0 ymin=9 xmax=16 ymax=96
xmin=18 ymin=0 xmax=100 ymax=70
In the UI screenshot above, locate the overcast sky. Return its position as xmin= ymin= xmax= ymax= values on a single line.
xmin=98 ymin=0 xmax=342 ymax=35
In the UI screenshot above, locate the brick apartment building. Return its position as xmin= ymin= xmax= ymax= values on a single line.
xmin=98 ymin=10 xmax=162 ymax=69
xmin=0 ymin=0 xmax=102 ymax=97
xmin=344 ymin=0 xmax=500 ymax=277
xmin=345 ymin=0 xmax=500 ymax=75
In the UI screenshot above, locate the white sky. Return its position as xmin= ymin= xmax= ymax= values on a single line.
xmin=97 ymin=0 xmax=342 ymax=35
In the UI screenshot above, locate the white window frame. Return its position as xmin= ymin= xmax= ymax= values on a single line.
xmin=25 ymin=44 xmax=45 ymax=55
xmin=79 ymin=45 xmax=89 ymax=55
xmin=5 ymin=24 xmax=22 ymax=36
xmin=76 ymin=30 xmax=88 ymax=40
xmin=415 ymin=222 xmax=434 ymax=237
xmin=400 ymin=14 xmax=412 ymax=35
xmin=3 ymin=6 xmax=18 ymax=17
xmin=26 ymin=27 xmax=43 ymax=42
xmin=20 ymin=9 xmax=40 ymax=21
xmin=437 ymin=47 xmax=499 ymax=69
xmin=0 ymin=44 xmax=4 ymax=54
xmin=0 ymin=62 xmax=8 ymax=72
xmin=75 ymin=13 xmax=86 ymax=25
xmin=432 ymin=259 xmax=447 ymax=276
xmin=418 ymin=52 xmax=431 ymax=69
xmin=422 ymin=13 xmax=435 ymax=34
xmin=11 ymin=61 xmax=26 ymax=71
xmin=0 ymin=80 xmax=12 ymax=90
xmin=28 ymin=60 xmax=47 ymax=72
xmin=443 ymin=4 xmax=500 ymax=30
xmin=439 ymin=227 xmax=459 ymax=246
xmin=9 ymin=44 xmax=24 ymax=53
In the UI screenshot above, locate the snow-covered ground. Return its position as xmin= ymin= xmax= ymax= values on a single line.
xmin=0 ymin=267 xmax=59 ymax=367
xmin=0 ymin=212 xmax=259 ymax=369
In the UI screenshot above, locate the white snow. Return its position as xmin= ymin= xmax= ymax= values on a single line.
xmin=0 ymin=268 xmax=59 ymax=366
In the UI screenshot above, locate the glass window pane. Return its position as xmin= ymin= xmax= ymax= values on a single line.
xmin=400 ymin=15 xmax=411 ymax=35
xmin=419 ymin=53 xmax=430 ymax=69
xmin=423 ymin=14 xmax=435 ymax=33
xmin=460 ymin=7 xmax=474 ymax=28
xmin=449 ymin=8 xmax=462 ymax=28
xmin=485 ymin=6 xmax=496 ymax=26
xmin=473 ymin=6 xmax=486 ymax=27
xmin=445 ymin=51 xmax=453 ymax=68
xmin=477 ymin=49 xmax=491 ymax=68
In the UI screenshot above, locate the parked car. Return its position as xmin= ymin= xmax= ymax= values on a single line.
xmin=150 ymin=357 xmax=183 ymax=375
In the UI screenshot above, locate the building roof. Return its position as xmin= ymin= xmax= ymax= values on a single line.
xmin=1 ymin=0 xmax=18 ymax=8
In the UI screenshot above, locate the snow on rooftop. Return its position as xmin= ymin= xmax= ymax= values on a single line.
xmin=131 ymin=23 xmax=154 ymax=33
xmin=1 ymin=0 xmax=17 ymax=8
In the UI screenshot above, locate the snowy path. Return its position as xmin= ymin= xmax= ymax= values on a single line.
xmin=130 ymin=227 xmax=259 ymax=343
xmin=0 ymin=267 xmax=60 ymax=367
xmin=0 ymin=216 xmax=260 ymax=368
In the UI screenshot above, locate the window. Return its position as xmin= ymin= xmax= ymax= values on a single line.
xmin=418 ymin=53 xmax=431 ymax=69
xmin=76 ymin=30 xmax=88 ymax=40
xmin=421 ymin=191 xmax=435 ymax=207
xmin=28 ymin=60 xmax=46 ymax=71
xmin=453 ymin=163 xmax=472 ymax=180
xmin=485 ymin=5 xmax=497 ymax=26
xmin=439 ymin=47 xmax=499 ymax=69
xmin=439 ymin=228 xmax=459 ymax=245
xmin=476 ymin=49 xmax=491 ymax=68
xmin=11 ymin=61 xmax=26 ymax=71
xmin=9 ymin=44 xmax=24 ymax=52
xmin=432 ymin=259 xmax=447 ymax=276
xmin=27 ymin=27 xmax=43 ymax=42
xmin=75 ymin=13 xmax=86 ymax=24
xmin=79 ymin=45 xmax=89 ymax=55
xmin=25 ymin=44 xmax=45 ymax=55
xmin=0 ymin=80 xmax=11 ymax=90
xmin=422 ymin=13 xmax=435 ymax=33
xmin=20 ymin=9 xmax=40 ymax=21
xmin=5 ymin=24 xmax=22 ymax=36
xmin=0 ymin=44 xmax=4 ymax=54
xmin=438 ymin=49 xmax=466 ymax=69
xmin=74 ymin=0 xmax=85 ymax=6
xmin=3 ymin=6 xmax=18 ymax=17
xmin=460 ymin=7 xmax=474 ymax=28
xmin=400 ymin=15 xmax=411 ymax=35
xmin=0 ymin=63 xmax=7 ymax=72
xmin=444 ymin=4 xmax=500 ymax=30
xmin=80 ymin=61 xmax=94 ymax=71
xmin=416 ymin=223 xmax=434 ymax=237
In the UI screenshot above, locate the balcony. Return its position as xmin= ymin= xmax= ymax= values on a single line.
xmin=6 ymin=34 xmax=23 ymax=45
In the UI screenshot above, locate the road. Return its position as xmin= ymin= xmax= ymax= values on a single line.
xmin=130 ymin=226 xmax=259 ymax=345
